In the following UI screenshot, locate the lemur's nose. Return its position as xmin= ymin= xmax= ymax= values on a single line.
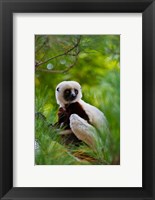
xmin=71 ymin=92 xmax=76 ymax=98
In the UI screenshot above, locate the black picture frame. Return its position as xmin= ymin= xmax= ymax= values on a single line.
xmin=0 ymin=0 xmax=155 ymax=199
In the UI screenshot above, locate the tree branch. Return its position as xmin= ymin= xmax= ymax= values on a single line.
xmin=36 ymin=56 xmax=78 ymax=74
xmin=35 ymin=36 xmax=81 ymax=68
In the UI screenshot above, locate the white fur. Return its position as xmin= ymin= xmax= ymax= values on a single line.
xmin=70 ymin=114 xmax=99 ymax=149
xmin=55 ymin=81 xmax=109 ymax=149
xmin=56 ymin=81 xmax=82 ymax=107
xmin=78 ymin=99 xmax=108 ymax=132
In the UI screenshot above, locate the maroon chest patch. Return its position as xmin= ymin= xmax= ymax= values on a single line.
xmin=58 ymin=102 xmax=89 ymax=129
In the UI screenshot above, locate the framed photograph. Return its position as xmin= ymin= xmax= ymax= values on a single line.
xmin=0 ymin=0 xmax=154 ymax=199
xmin=35 ymin=34 xmax=120 ymax=166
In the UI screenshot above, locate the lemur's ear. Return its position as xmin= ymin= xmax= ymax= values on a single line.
xmin=57 ymin=87 xmax=59 ymax=92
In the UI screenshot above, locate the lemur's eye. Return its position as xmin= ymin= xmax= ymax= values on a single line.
xmin=74 ymin=89 xmax=78 ymax=94
xmin=64 ymin=89 xmax=71 ymax=94
xmin=57 ymin=87 xmax=59 ymax=92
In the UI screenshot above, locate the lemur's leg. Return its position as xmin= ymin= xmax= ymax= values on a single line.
xmin=70 ymin=114 xmax=100 ymax=149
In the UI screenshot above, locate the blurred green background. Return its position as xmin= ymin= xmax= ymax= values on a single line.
xmin=35 ymin=35 xmax=120 ymax=165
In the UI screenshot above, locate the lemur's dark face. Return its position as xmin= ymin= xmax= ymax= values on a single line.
xmin=63 ymin=88 xmax=79 ymax=102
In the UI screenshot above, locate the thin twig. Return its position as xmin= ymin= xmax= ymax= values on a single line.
xmin=35 ymin=42 xmax=46 ymax=54
xmin=36 ymin=56 xmax=78 ymax=74
xmin=35 ymin=36 xmax=81 ymax=68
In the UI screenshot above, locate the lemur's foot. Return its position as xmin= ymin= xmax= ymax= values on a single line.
xmin=58 ymin=129 xmax=73 ymax=135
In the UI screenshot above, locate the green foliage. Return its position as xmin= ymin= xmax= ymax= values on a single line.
xmin=35 ymin=117 xmax=89 ymax=165
xmin=35 ymin=35 xmax=120 ymax=165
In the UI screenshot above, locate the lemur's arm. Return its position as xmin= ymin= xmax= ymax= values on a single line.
xmin=57 ymin=107 xmax=69 ymax=128
xmin=56 ymin=107 xmax=73 ymax=135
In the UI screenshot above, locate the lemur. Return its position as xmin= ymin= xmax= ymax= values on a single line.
xmin=55 ymin=81 xmax=110 ymax=149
